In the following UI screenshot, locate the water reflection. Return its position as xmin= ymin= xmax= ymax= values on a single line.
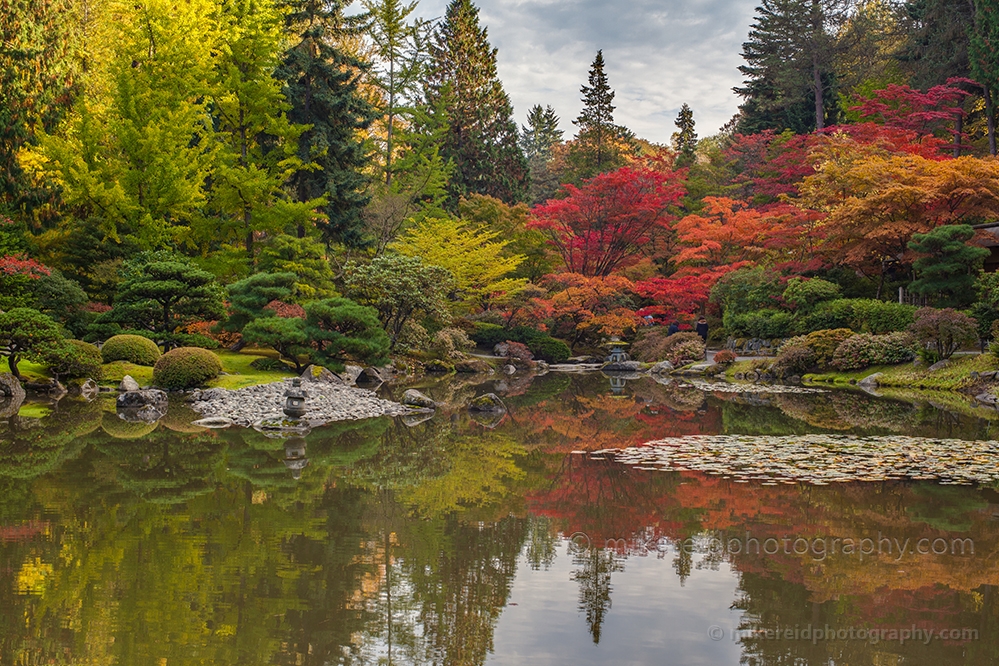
xmin=0 ymin=374 xmax=997 ymax=664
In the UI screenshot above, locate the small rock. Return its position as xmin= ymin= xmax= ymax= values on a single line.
xmin=745 ymin=371 xmax=760 ymax=382
xmin=454 ymin=359 xmax=492 ymax=374
xmin=493 ymin=342 xmax=511 ymax=356
xmin=117 ymin=389 xmax=168 ymax=409
xmin=356 ymin=367 xmax=387 ymax=385
xmin=858 ymin=372 xmax=883 ymax=388
xmin=970 ymin=371 xmax=981 ymax=380
xmin=78 ymin=378 xmax=99 ymax=400
xmin=0 ymin=372 xmax=26 ymax=403
xmin=424 ymin=360 xmax=454 ymax=374
xmin=185 ymin=389 xmax=203 ymax=402
xmin=976 ymin=392 xmax=998 ymax=405
xmin=403 ymin=389 xmax=437 ymax=409
xmin=119 ymin=375 xmax=141 ymax=392
xmin=928 ymin=359 xmax=951 ymax=372
xmin=980 ymin=371 xmax=997 ymax=380
xmin=198 ymin=387 xmax=229 ymax=402
xmin=468 ymin=393 xmax=507 ymax=413
xmin=301 ymin=365 xmax=341 ymax=384
xmin=650 ymin=361 xmax=675 ymax=375
xmin=534 ymin=360 xmax=550 ymax=374
xmin=401 ymin=411 xmax=434 ymax=427
xmin=192 ymin=416 xmax=234 ymax=428
xmin=502 ymin=364 xmax=517 ymax=375
xmin=342 ymin=365 xmax=364 ymax=385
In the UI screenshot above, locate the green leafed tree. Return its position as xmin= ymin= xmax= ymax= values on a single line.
xmin=304 ymin=297 xmax=390 ymax=370
xmin=424 ymin=0 xmax=528 ymax=205
xmin=341 ymin=254 xmax=454 ymax=348
xmin=908 ymin=224 xmax=989 ymax=307
xmin=277 ymin=0 xmax=377 ymax=247
xmin=98 ymin=254 xmax=226 ymax=343
xmin=256 ymin=235 xmax=338 ymax=300
xmin=223 ymin=271 xmax=298 ymax=335
xmin=242 ymin=315 xmax=311 ymax=371
xmin=0 ymin=307 xmax=65 ymax=378
xmin=202 ymin=0 xmax=319 ymax=268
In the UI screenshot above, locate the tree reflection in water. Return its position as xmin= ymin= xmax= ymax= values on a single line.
xmin=0 ymin=374 xmax=997 ymax=664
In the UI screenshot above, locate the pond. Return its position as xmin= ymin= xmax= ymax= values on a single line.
xmin=1 ymin=372 xmax=998 ymax=665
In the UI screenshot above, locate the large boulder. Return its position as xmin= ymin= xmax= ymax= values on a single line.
xmin=342 ymin=365 xmax=364 ymax=385
xmin=402 ymin=389 xmax=437 ymax=410
xmin=300 ymin=365 xmax=341 ymax=385
xmin=857 ymin=372 xmax=883 ymax=388
xmin=0 ymin=373 xmax=26 ymax=402
xmin=119 ymin=375 xmax=141 ymax=392
xmin=117 ymin=389 xmax=169 ymax=410
xmin=468 ymin=393 xmax=507 ymax=413
xmin=117 ymin=404 xmax=165 ymax=424
xmin=927 ymin=359 xmax=951 ymax=372
xmin=356 ymin=366 xmax=387 ymax=385
xmin=601 ymin=360 xmax=642 ymax=372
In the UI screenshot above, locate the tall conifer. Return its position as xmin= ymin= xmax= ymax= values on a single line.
xmin=424 ymin=0 xmax=528 ymax=205
xmin=278 ymin=0 xmax=377 ymax=247
xmin=672 ymin=103 xmax=697 ymax=167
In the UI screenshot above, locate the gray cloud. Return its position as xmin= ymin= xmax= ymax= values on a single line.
xmin=416 ymin=0 xmax=759 ymax=142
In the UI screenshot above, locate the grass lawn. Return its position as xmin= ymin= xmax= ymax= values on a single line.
xmin=0 ymin=357 xmax=50 ymax=382
xmin=804 ymin=353 xmax=999 ymax=392
xmin=208 ymin=349 xmax=296 ymax=390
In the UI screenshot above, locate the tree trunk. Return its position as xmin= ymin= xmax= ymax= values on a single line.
xmin=986 ymin=86 xmax=997 ymax=157
xmin=386 ymin=57 xmax=395 ymax=186
xmin=812 ymin=51 xmax=824 ymax=131
xmin=8 ymin=354 xmax=20 ymax=378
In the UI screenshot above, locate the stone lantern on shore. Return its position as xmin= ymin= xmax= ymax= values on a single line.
xmin=283 ymin=378 xmax=307 ymax=419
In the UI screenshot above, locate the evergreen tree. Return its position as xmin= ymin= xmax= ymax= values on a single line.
xmin=571 ymin=50 xmax=626 ymax=175
xmin=970 ymin=0 xmax=999 ymax=155
xmin=521 ymin=104 xmax=563 ymax=159
xmin=897 ymin=0 xmax=973 ymax=90
xmin=908 ymin=224 xmax=989 ymax=307
xmin=278 ymin=0 xmax=378 ymax=247
xmin=424 ymin=0 xmax=528 ymax=205
xmin=735 ymin=0 xmax=848 ymax=134
xmin=671 ymin=103 xmax=697 ymax=167
xmin=521 ymin=104 xmax=563 ymax=204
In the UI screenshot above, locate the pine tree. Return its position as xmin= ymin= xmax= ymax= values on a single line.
xmin=424 ymin=0 xmax=528 ymax=205
xmin=572 ymin=50 xmax=620 ymax=173
xmin=671 ymin=103 xmax=697 ymax=167
xmin=278 ymin=0 xmax=378 ymax=247
xmin=520 ymin=104 xmax=563 ymax=159
xmin=735 ymin=0 xmax=848 ymax=134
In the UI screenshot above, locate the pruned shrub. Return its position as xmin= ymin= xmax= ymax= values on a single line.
xmin=832 ymin=332 xmax=917 ymax=370
xmin=470 ymin=322 xmax=508 ymax=348
xmin=432 ymin=327 xmax=475 ymax=359
xmin=910 ymin=307 xmax=978 ymax=360
xmin=713 ymin=349 xmax=737 ymax=365
xmin=632 ymin=330 xmax=705 ymax=365
xmin=396 ymin=320 xmax=431 ymax=353
xmin=725 ymin=309 xmax=794 ymax=339
xmin=801 ymin=328 xmax=855 ymax=368
xmin=770 ymin=345 xmax=816 ymax=378
xmin=153 ymin=347 xmax=223 ymax=390
xmin=45 ymin=340 xmax=104 ymax=380
xmin=849 ymin=299 xmax=916 ymax=334
xmin=782 ymin=277 xmax=840 ymax=311
xmin=528 ymin=336 xmax=571 ymax=363
xmin=101 ymin=334 xmax=162 ymax=366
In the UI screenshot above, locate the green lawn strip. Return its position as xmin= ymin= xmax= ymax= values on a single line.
xmin=17 ymin=403 xmax=53 ymax=419
xmin=872 ymin=386 xmax=999 ymax=421
xmin=0 ymin=357 xmax=50 ymax=382
xmin=804 ymin=354 xmax=999 ymax=392
xmin=207 ymin=349 xmax=295 ymax=390
xmin=101 ymin=361 xmax=154 ymax=387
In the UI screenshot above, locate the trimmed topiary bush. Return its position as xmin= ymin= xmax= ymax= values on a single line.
xmin=153 ymin=347 xmax=223 ymax=389
xmin=832 ymin=332 xmax=916 ymax=370
xmin=713 ymin=349 xmax=737 ymax=365
xmin=102 ymin=334 xmax=162 ymax=366
xmin=801 ymin=328 xmax=854 ymax=368
xmin=770 ymin=344 xmax=816 ymax=377
xmin=44 ymin=340 xmax=104 ymax=380
xmin=528 ymin=336 xmax=571 ymax=363
xmin=726 ymin=309 xmax=795 ymax=339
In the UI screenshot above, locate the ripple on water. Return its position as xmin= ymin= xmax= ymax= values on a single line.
xmin=596 ymin=434 xmax=999 ymax=486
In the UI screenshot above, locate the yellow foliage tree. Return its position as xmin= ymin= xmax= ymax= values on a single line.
xmin=389 ymin=216 xmax=528 ymax=310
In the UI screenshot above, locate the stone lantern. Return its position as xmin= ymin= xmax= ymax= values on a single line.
xmin=283 ymin=437 xmax=309 ymax=480
xmin=283 ymin=378 xmax=307 ymax=419
xmin=601 ymin=337 xmax=631 ymax=363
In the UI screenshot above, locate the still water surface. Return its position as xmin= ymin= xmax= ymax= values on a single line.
xmin=1 ymin=373 xmax=997 ymax=665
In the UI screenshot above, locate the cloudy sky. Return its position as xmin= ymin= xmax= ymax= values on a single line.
xmin=415 ymin=0 xmax=760 ymax=144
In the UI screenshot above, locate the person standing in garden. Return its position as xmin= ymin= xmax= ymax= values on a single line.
xmin=696 ymin=317 xmax=708 ymax=342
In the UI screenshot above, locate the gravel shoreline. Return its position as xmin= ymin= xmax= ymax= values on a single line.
xmin=189 ymin=378 xmax=412 ymax=427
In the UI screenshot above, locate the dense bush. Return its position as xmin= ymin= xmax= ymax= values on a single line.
xmin=910 ymin=308 xmax=978 ymax=360
xmin=502 ymin=340 xmax=535 ymax=368
xmin=781 ymin=329 xmax=854 ymax=368
xmin=101 ymin=334 xmax=162 ymax=366
xmin=153 ymin=347 xmax=223 ymax=389
xmin=782 ymin=277 xmax=840 ymax=311
xmin=832 ymin=333 xmax=916 ymax=370
xmin=770 ymin=345 xmax=816 ymax=377
xmin=795 ymin=299 xmax=854 ymax=333
xmin=633 ymin=330 xmax=705 ymax=365
xmin=725 ymin=309 xmax=794 ymax=339
xmin=713 ymin=349 xmax=737 ymax=365
xmin=470 ymin=322 xmax=570 ymax=363
xmin=44 ymin=340 xmax=104 ymax=380
xmin=432 ymin=327 xmax=475 ymax=359
xmin=528 ymin=336 xmax=571 ymax=363
xmin=794 ymin=299 xmax=915 ymax=335
xmin=396 ymin=320 xmax=432 ymax=353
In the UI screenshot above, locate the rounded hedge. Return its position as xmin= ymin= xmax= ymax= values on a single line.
xmin=153 ymin=347 xmax=223 ymax=390
xmin=102 ymin=334 xmax=162 ymax=366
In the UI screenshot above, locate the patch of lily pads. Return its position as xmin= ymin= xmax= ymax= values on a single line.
xmin=684 ymin=380 xmax=827 ymax=395
xmin=593 ymin=435 xmax=999 ymax=486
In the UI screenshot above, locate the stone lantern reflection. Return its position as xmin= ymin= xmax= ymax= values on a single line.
xmin=283 ymin=378 xmax=307 ymax=418
xmin=283 ymin=436 xmax=309 ymax=480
